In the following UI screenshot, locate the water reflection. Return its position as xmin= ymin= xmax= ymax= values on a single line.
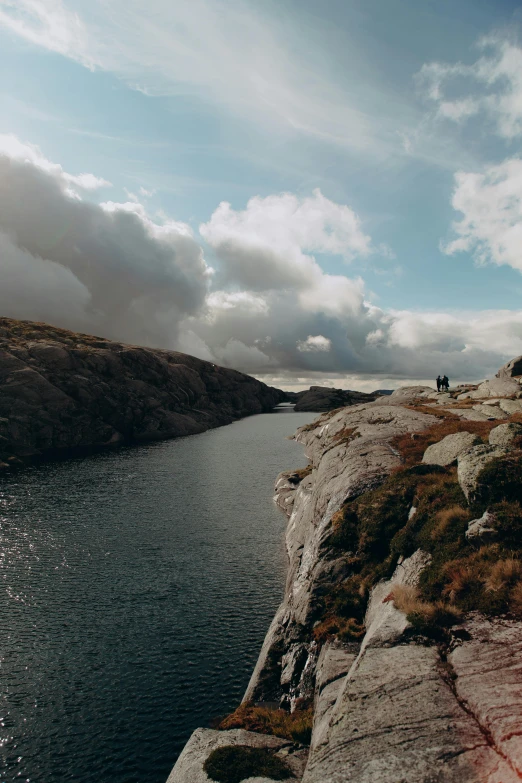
xmin=0 ymin=409 xmax=315 ymax=783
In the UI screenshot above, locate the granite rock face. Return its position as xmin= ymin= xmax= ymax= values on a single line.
xmin=0 ymin=318 xmax=284 ymax=465
xmin=243 ymin=402 xmax=438 ymax=707
xmin=169 ymin=360 xmax=522 ymax=783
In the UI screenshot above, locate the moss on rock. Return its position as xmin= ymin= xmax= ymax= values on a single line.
xmin=204 ymin=745 xmax=294 ymax=783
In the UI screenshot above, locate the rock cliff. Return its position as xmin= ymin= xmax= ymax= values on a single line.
xmin=168 ymin=360 xmax=522 ymax=782
xmin=0 ymin=317 xmax=284 ymax=467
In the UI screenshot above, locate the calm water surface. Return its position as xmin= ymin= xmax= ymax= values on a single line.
xmin=0 ymin=407 xmax=315 ymax=783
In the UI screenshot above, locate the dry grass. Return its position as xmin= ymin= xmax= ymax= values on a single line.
xmin=485 ymin=558 xmax=522 ymax=592
xmin=219 ymin=703 xmax=313 ymax=745
xmin=392 ymin=584 xmax=430 ymax=615
xmin=312 ymin=615 xmax=365 ymax=644
xmin=430 ymin=506 xmax=470 ymax=542
xmin=392 ymin=584 xmax=462 ymax=629
xmin=332 ymin=426 xmax=360 ymax=445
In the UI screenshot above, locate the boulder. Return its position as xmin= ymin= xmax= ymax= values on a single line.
xmin=466 ymin=510 xmax=498 ymax=542
xmin=489 ymin=422 xmax=522 ymax=448
xmin=422 ymin=431 xmax=481 ymax=466
xmin=497 ymin=355 xmax=522 ymax=378
xmin=472 ymin=403 xmax=509 ymax=420
xmin=457 ymin=444 xmax=510 ymax=501
xmin=499 ymin=398 xmax=522 ymax=415
xmin=468 ymin=377 xmax=521 ymax=399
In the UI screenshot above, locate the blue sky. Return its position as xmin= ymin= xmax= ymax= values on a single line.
xmin=1 ymin=0 xmax=522 ymax=389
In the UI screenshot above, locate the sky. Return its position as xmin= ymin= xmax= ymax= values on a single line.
xmin=1 ymin=0 xmax=522 ymax=391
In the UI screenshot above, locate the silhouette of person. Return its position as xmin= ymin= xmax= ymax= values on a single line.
xmin=443 ymin=375 xmax=449 ymax=391
xmin=436 ymin=375 xmax=442 ymax=391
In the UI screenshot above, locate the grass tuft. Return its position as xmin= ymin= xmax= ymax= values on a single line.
xmin=218 ymin=703 xmax=313 ymax=745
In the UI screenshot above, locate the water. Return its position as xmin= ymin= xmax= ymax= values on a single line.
xmin=0 ymin=406 xmax=315 ymax=783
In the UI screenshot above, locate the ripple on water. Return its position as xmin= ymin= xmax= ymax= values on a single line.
xmin=0 ymin=408 xmax=315 ymax=783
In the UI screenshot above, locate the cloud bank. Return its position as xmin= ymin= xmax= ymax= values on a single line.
xmin=0 ymin=136 xmax=521 ymax=388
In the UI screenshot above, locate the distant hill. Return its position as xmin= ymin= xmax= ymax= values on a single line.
xmin=0 ymin=318 xmax=284 ymax=467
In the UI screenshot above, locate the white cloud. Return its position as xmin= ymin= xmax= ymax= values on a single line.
xmin=0 ymin=135 xmax=209 ymax=347
xmin=443 ymin=158 xmax=522 ymax=272
xmin=417 ymin=36 xmax=522 ymax=139
xmin=0 ymin=0 xmax=417 ymax=157
xmin=199 ymin=189 xmax=373 ymax=293
xmin=297 ymin=335 xmax=332 ymax=353
xmin=0 ymin=133 xmax=111 ymax=192
xmin=0 ymin=0 xmax=92 ymax=64
xmin=1 ymin=134 xmax=521 ymax=386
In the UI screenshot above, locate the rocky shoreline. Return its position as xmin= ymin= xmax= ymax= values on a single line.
xmin=0 ymin=318 xmax=284 ymax=468
xmin=168 ymin=358 xmax=522 ymax=782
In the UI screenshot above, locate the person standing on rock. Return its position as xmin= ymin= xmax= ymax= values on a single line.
xmin=436 ymin=375 xmax=442 ymax=391
xmin=443 ymin=375 xmax=449 ymax=391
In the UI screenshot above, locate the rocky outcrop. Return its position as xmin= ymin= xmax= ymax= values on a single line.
xmin=168 ymin=359 xmax=522 ymax=783
xmin=497 ymin=355 xmax=522 ymax=378
xmin=292 ymin=386 xmax=376 ymax=412
xmin=0 ymin=318 xmax=284 ymax=466
xmin=243 ymin=402 xmax=438 ymax=709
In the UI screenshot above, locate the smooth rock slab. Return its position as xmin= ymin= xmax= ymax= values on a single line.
xmin=304 ymin=645 xmax=518 ymax=783
xmin=468 ymin=377 xmax=521 ymax=399
xmin=166 ymin=728 xmax=308 ymax=783
xmin=312 ymin=642 xmax=358 ymax=753
xmin=457 ymin=444 xmax=509 ymax=501
xmin=473 ymin=404 xmax=509 ymax=420
xmin=449 ymin=615 xmax=522 ymax=777
xmin=489 ymin=422 xmax=522 ymax=447
xmin=499 ymin=399 xmax=522 ymax=415
xmin=422 ymin=431 xmax=481 ymax=466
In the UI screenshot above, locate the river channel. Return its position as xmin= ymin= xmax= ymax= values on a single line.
xmin=0 ymin=406 xmax=315 ymax=783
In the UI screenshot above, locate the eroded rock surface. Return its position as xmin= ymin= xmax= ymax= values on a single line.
xmin=0 ymin=318 xmax=284 ymax=464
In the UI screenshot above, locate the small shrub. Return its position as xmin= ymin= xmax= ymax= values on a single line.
xmin=219 ymin=703 xmax=313 ymax=745
xmin=287 ymin=465 xmax=312 ymax=485
xmin=332 ymin=426 xmax=359 ymax=444
xmin=509 ymin=581 xmax=522 ymax=616
xmin=392 ymin=584 xmax=461 ymax=629
xmin=430 ymin=506 xmax=470 ymax=542
xmin=474 ymin=454 xmax=522 ymax=506
xmin=485 ymin=558 xmax=522 ymax=592
xmin=203 ymin=745 xmax=293 ymax=783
